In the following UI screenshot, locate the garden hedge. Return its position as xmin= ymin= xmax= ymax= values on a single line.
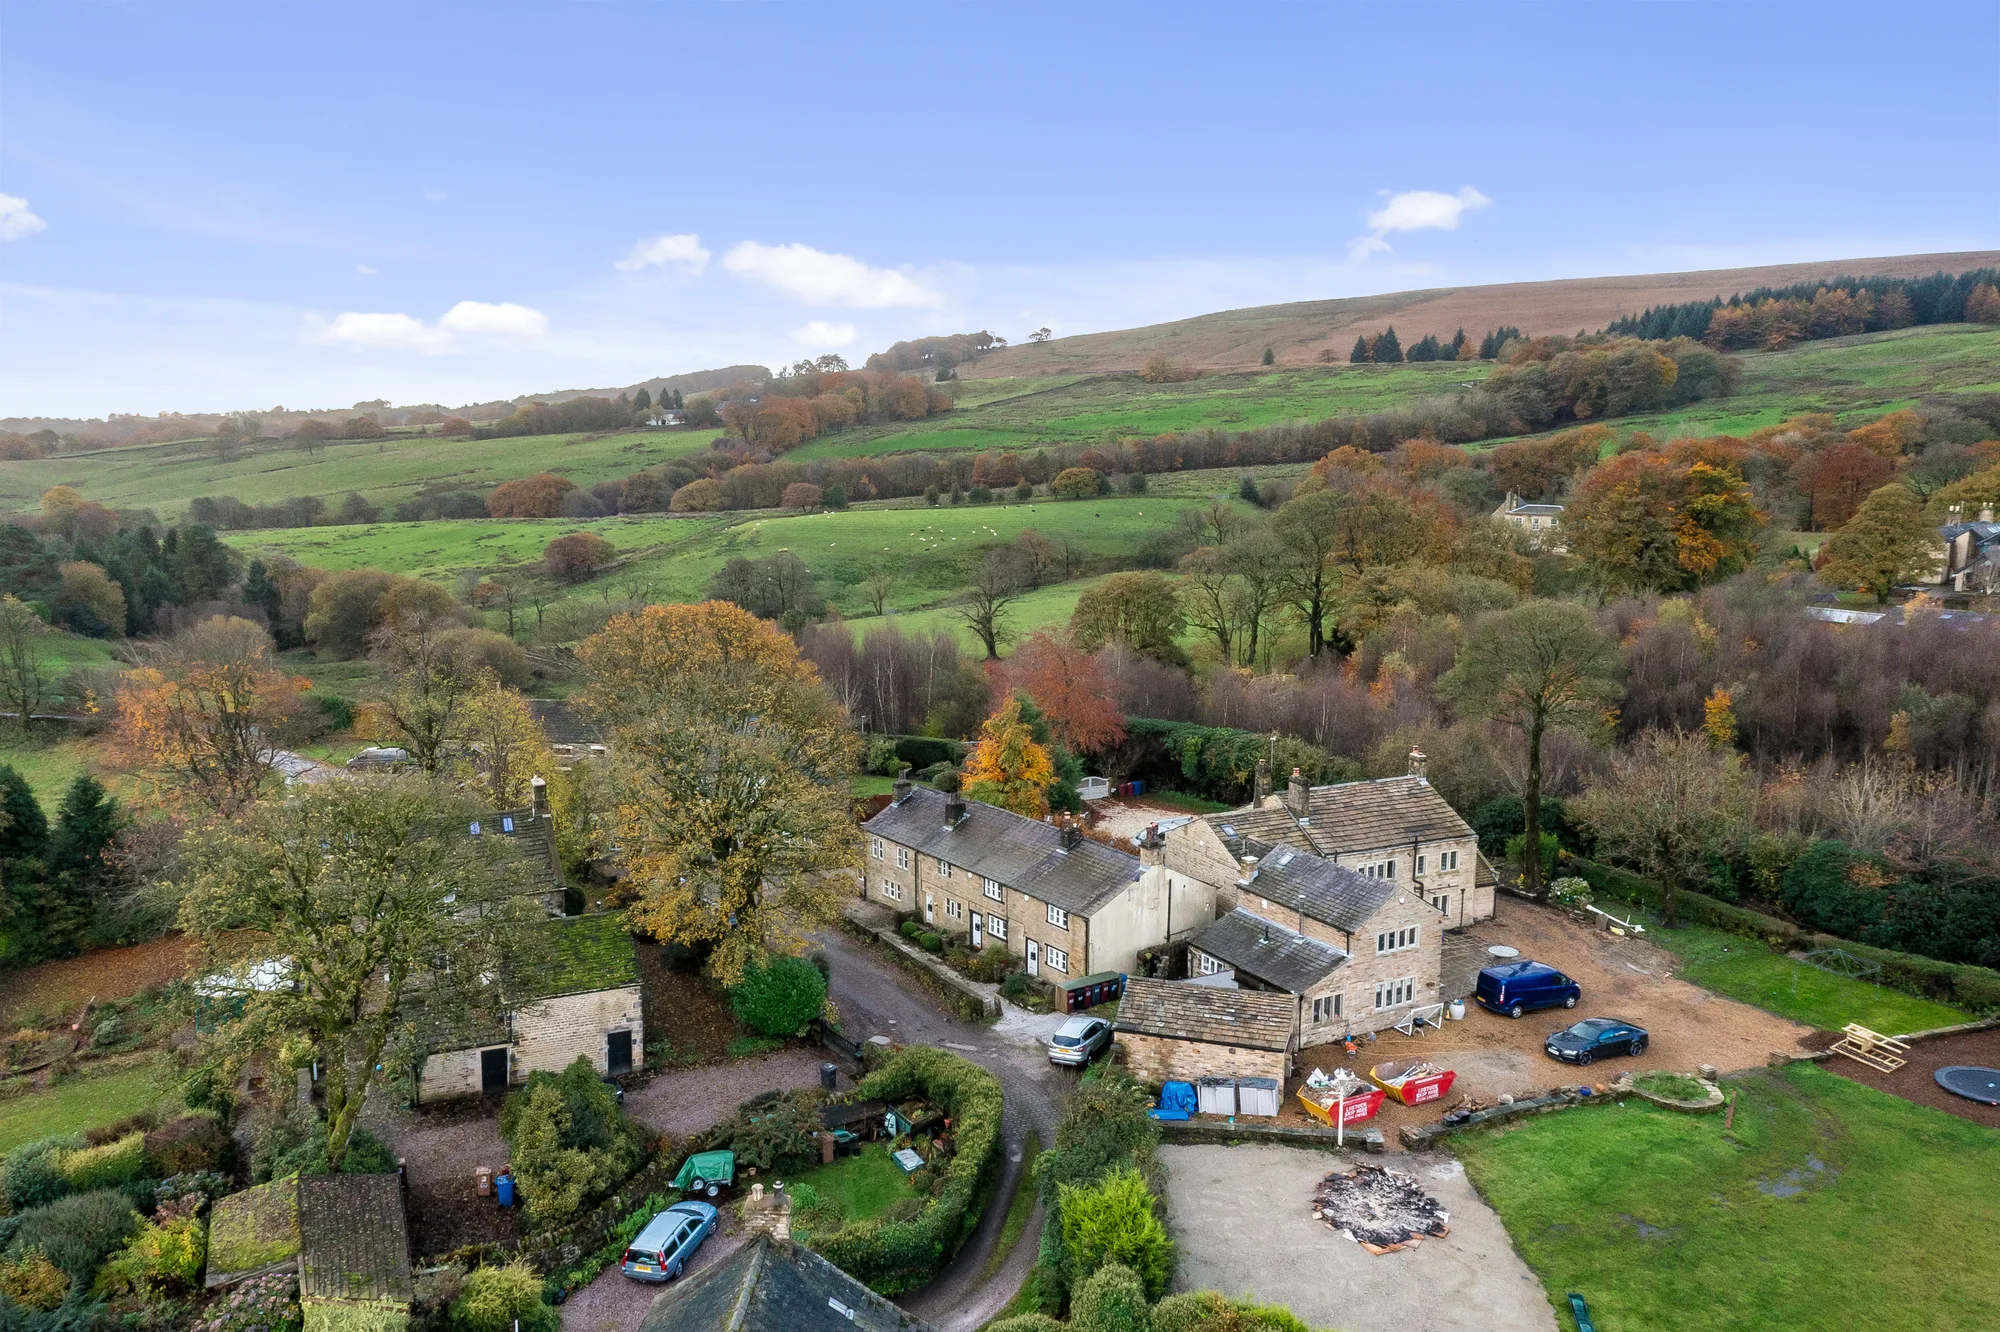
xmin=1567 ymin=856 xmax=2000 ymax=1015
xmin=1115 ymin=720 xmax=1356 ymax=805
xmin=890 ymin=737 xmax=965 ymax=771
xmin=810 ymin=1046 xmax=1003 ymax=1294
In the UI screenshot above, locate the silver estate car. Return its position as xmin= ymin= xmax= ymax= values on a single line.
xmin=620 ymin=1200 xmax=718 ymax=1282
xmin=1047 ymin=1015 xmax=1113 ymax=1066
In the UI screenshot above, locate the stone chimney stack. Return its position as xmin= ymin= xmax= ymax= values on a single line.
xmin=1252 ymin=759 xmax=1272 ymax=805
xmin=1287 ymin=767 xmax=1310 ymax=817
xmin=531 ymin=775 xmax=549 ymax=817
xmin=1061 ymin=821 xmax=1082 ymax=851
xmin=892 ymin=774 xmax=912 ymax=804
xmin=945 ymin=791 xmax=966 ymax=826
xmin=1407 ymin=747 xmax=1429 ymax=782
xmin=1137 ymin=822 xmax=1165 ymax=866
xmin=1982 ymin=506 xmax=1996 ymax=524
xmin=1947 ymin=503 xmax=1964 ymax=523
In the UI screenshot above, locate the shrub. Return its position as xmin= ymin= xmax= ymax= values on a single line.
xmin=145 ymin=1115 xmax=233 ymax=1177
xmin=728 ymin=955 xmax=828 ymax=1036
xmin=0 ymin=1248 xmax=70 ymax=1312
xmin=1001 ymin=971 xmax=1035 ymax=1000
xmin=1051 ymin=468 xmax=1100 ymax=500
xmin=449 ymin=1262 xmax=558 ymax=1332
xmin=83 ymin=1114 xmax=159 ymax=1148
xmin=252 ymin=1114 xmax=397 ymax=1182
xmin=864 ymin=736 xmax=902 ymax=777
xmin=714 ymin=1090 xmax=824 ymax=1173
xmin=195 ymin=1271 xmax=302 ymax=1332
xmin=1151 ymin=1292 xmax=1313 ymax=1332
xmin=919 ymin=932 xmax=943 ymax=953
xmin=990 ymin=1319 xmax=1065 ymax=1332
xmin=499 ymin=1058 xmax=642 ymax=1229
xmin=93 ymin=1215 xmax=207 ymax=1296
xmin=11 ymin=1189 xmax=140 ymax=1283
xmin=155 ymin=1173 xmax=232 ymax=1211
xmin=3 ymin=1136 xmax=83 ymax=1212
xmin=543 ymin=533 xmax=618 ymax=583
xmin=1072 ymin=1262 xmax=1150 ymax=1332
xmin=1058 ymin=1168 xmax=1173 ymax=1297
xmin=900 ymin=921 xmax=923 ymax=940
xmin=57 ymin=1133 xmax=149 ymax=1192
xmin=669 ymin=479 xmax=728 ymax=513
xmin=1547 ymin=876 xmax=1594 ymax=908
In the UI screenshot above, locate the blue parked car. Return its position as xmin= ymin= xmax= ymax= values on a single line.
xmin=1474 ymin=960 xmax=1581 ymax=1019
xmin=620 ymin=1200 xmax=718 ymax=1282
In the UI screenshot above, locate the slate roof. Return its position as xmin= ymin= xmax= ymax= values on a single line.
xmin=1189 ymin=908 xmax=1347 ymax=994
xmin=1207 ymin=776 xmax=1476 ymax=860
xmin=1114 ymin=977 xmax=1295 ymax=1052
xmin=637 ymin=1234 xmax=932 ymax=1332
xmin=1237 ymin=842 xmax=1395 ymax=934
xmin=528 ymin=699 xmax=603 ymax=746
xmin=478 ymin=808 xmax=561 ymax=898
xmin=1504 ymin=502 xmax=1565 ymax=517
xmin=513 ymin=911 xmax=639 ymax=1001
xmin=297 ymin=1175 xmax=412 ymax=1306
xmin=862 ymin=787 xmax=1145 ymax=917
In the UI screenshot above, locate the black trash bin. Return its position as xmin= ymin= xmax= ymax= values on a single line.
xmin=821 ymin=1062 xmax=839 ymax=1091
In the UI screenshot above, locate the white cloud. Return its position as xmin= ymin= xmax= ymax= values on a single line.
xmin=723 ymin=241 xmax=944 ymax=309
xmin=424 ymin=188 xmax=449 ymax=202
xmin=314 ymin=300 xmax=548 ymax=354
xmin=0 ymin=194 xmax=48 ymax=241
xmin=791 ymin=320 xmax=858 ymax=348
xmin=1349 ymin=186 xmax=1490 ymax=260
xmin=438 ymin=300 xmax=549 ymax=337
xmin=356 ymin=264 xmax=378 ymax=276
xmin=616 ymin=232 xmax=711 ymax=274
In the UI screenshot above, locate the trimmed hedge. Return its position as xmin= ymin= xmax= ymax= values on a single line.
xmin=1116 ymin=720 xmax=1357 ymax=805
xmin=809 ymin=1046 xmax=1003 ymax=1294
xmin=58 ymin=1133 xmax=148 ymax=1192
xmin=1568 ymin=855 xmax=2000 ymax=1015
xmin=891 ymin=737 xmax=965 ymax=771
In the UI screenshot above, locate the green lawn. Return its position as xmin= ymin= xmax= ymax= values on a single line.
xmin=791 ymin=1144 xmax=916 ymax=1224
xmin=1455 ymin=1063 xmax=2000 ymax=1331
xmin=1645 ymin=920 xmax=1968 ymax=1035
xmin=0 ymin=736 xmax=95 ymax=807
xmin=0 ymin=1061 xmax=182 ymax=1154
xmin=225 ymin=513 xmax=725 ymax=582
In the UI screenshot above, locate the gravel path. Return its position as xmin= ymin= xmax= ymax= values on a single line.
xmin=366 ymin=1099 xmax=518 ymax=1256
xmin=623 ymin=1047 xmax=835 ymax=1137
xmin=559 ymin=1224 xmax=747 ymax=1332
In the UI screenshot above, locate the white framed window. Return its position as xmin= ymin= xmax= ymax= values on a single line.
xmin=1046 ymin=903 xmax=1069 ymax=929
xmin=1311 ymin=994 xmax=1342 ymax=1023
xmin=986 ymin=916 xmax=1007 ymax=941
xmin=1195 ymin=952 xmax=1224 ymax=976
xmin=1361 ymin=859 xmax=1396 ymax=879
xmin=872 ymin=838 xmax=885 ymax=861
xmin=936 ymin=858 xmax=951 ymax=877
xmin=1416 ymin=853 xmax=1425 ymax=874
xmin=946 ymin=899 xmax=963 ymax=921
xmin=1432 ymin=894 xmax=1450 ymax=917
xmin=896 ymin=847 xmax=910 ymax=870
xmin=880 ymin=880 xmax=903 ymax=901
xmin=1374 ymin=977 xmax=1415 ymax=1010
xmin=1376 ymin=926 xmax=1419 ymax=954
xmin=1044 ymin=946 xmax=1069 ymax=974
xmin=1441 ymin=850 xmax=1459 ymax=871
xmin=984 ymin=878 xmax=1004 ymax=901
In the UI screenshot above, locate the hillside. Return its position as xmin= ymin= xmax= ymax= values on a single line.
xmin=962 ymin=251 xmax=2000 ymax=378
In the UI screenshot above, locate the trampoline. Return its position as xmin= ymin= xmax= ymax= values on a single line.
xmin=1933 ymin=1066 xmax=2000 ymax=1106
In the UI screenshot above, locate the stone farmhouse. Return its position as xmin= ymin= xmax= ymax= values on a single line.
xmin=1493 ymin=491 xmax=1567 ymax=550
xmin=861 ymin=780 xmax=1217 ymax=981
xmin=408 ymin=780 xmax=642 ymax=1102
xmin=1158 ymin=763 xmax=1495 ymax=1046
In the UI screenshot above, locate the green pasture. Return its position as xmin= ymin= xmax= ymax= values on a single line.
xmin=0 ymin=736 xmax=94 ymax=807
xmin=0 ymin=1060 xmax=183 ymax=1154
xmin=1455 ymin=1063 xmax=2000 ymax=1331
xmin=2 ymin=427 xmax=720 ymax=520
xmin=1645 ymin=919 xmax=1967 ymax=1035
xmin=225 ymin=514 xmax=724 ymax=582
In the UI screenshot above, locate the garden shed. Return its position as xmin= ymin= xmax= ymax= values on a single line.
xmin=297 ymin=1174 xmax=414 ymax=1332
xmin=206 ymin=1177 xmax=302 ymax=1289
xmin=1113 ymin=977 xmax=1296 ymax=1088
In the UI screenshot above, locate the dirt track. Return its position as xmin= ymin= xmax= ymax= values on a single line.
xmin=1824 ymin=1024 xmax=2000 ymax=1128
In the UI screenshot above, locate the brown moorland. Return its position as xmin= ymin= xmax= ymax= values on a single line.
xmin=963 ymin=250 xmax=2000 ymax=378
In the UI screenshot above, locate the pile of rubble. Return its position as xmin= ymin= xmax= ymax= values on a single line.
xmin=1311 ymin=1165 xmax=1451 ymax=1254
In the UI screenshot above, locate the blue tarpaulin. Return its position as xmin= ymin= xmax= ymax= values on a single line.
xmin=1149 ymin=1081 xmax=1197 ymax=1121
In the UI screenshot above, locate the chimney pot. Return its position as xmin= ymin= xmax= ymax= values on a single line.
xmin=530 ymin=775 xmax=549 ymax=816
xmin=891 ymin=776 xmax=912 ymax=803
xmin=1407 ymin=747 xmax=1429 ymax=781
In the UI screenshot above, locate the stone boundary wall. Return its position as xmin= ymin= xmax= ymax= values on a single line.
xmin=840 ymin=916 xmax=1000 ymax=1020
xmin=1895 ymin=1015 xmax=2000 ymax=1043
xmin=1399 ymin=1085 xmax=1635 ymax=1150
xmin=1159 ymin=1118 xmax=1386 ymax=1155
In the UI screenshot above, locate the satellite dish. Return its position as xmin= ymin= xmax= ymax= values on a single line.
xmin=1487 ymin=945 xmax=1521 ymax=958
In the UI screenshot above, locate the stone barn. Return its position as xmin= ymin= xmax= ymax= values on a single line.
xmin=1113 ymin=977 xmax=1296 ymax=1086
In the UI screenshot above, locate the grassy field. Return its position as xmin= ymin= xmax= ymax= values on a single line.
xmin=1646 ymin=920 xmax=1968 ymax=1035
xmin=226 ymin=513 xmax=725 ymax=581
xmin=1455 ymin=1063 xmax=2000 ymax=1331
xmin=790 ymin=361 xmax=1488 ymax=460
xmin=0 ymin=1060 xmax=183 ymax=1153
xmin=0 ymin=735 xmax=96 ymax=806
xmin=2 ymin=426 xmax=719 ymax=519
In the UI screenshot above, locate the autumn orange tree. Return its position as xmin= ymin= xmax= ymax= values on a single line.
xmin=993 ymin=633 xmax=1125 ymax=755
xmin=962 ymin=695 xmax=1057 ymax=818
xmin=1563 ymin=443 xmax=1763 ymax=595
xmin=116 ymin=616 xmax=312 ymax=815
xmin=576 ymin=602 xmax=858 ymax=982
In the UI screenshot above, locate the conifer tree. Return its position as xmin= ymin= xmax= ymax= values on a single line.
xmin=1374 ymin=327 xmax=1403 ymax=363
xmin=1349 ymin=335 xmax=1370 ymax=364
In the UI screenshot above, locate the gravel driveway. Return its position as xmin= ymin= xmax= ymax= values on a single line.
xmin=1163 ymin=1143 xmax=1557 ymax=1332
xmin=623 ymin=1047 xmax=835 ymax=1137
xmin=559 ymin=1222 xmax=747 ymax=1332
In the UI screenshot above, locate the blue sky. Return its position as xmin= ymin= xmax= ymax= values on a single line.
xmin=3 ymin=1 xmax=1996 ymax=418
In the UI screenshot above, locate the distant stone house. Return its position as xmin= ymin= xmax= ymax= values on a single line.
xmin=1161 ymin=765 xmax=1492 ymax=1044
xmin=1938 ymin=506 xmax=2000 ymax=594
xmin=1112 ymin=976 xmax=1296 ymax=1085
xmin=860 ymin=782 xmax=1216 ymax=981
xmin=527 ymin=700 xmax=610 ymax=764
xmin=1494 ymin=492 xmax=1567 ymax=550
xmin=411 ymin=910 xmax=643 ymax=1103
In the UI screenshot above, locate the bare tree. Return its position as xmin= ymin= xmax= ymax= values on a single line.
xmin=861 ymin=568 xmax=895 ymax=617
xmin=1573 ymin=728 xmax=1753 ymax=925
xmin=954 ymin=550 xmax=1027 ymax=660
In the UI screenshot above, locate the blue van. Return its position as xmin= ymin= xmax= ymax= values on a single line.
xmin=620 ymin=1200 xmax=718 ymax=1282
xmin=1475 ymin=960 xmax=1580 ymax=1018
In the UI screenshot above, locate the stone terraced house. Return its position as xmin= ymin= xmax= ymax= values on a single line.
xmin=861 ymin=781 xmax=1217 ymax=981
xmin=1160 ymin=763 xmax=1495 ymax=1046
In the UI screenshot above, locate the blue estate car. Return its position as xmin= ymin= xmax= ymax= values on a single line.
xmin=620 ymin=1200 xmax=718 ymax=1282
xmin=1545 ymin=1017 xmax=1650 ymax=1066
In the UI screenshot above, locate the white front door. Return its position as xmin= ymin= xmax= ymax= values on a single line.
xmin=924 ymin=893 xmax=935 ymax=924
xmin=971 ymin=914 xmax=984 ymax=948
xmin=1026 ymin=939 xmax=1040 ymax=976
